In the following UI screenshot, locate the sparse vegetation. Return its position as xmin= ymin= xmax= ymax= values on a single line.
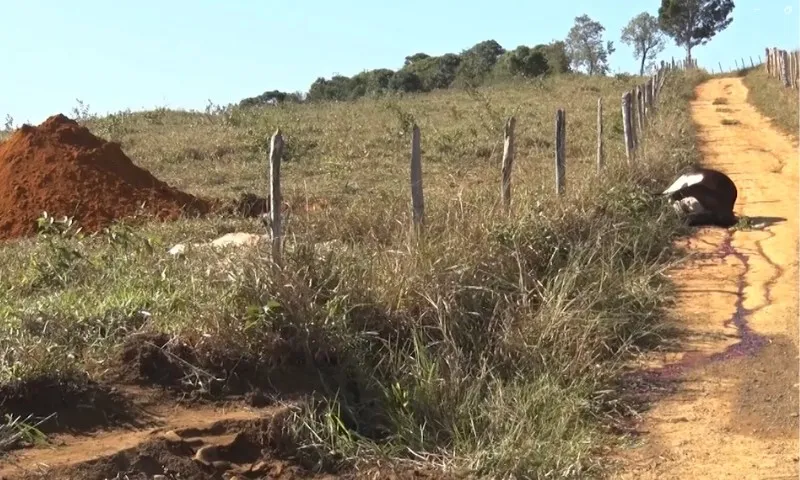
xmin=0 ymin=67 xmax=709 ymax=478
xmin=742 ymin=67 xmax=800 ymax=137
xmin=721 ymin=118 xmax=741 ymax=125
xmin=712 ymin=97 xmax=729 ymax=105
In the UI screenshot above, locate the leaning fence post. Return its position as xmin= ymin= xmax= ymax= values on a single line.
xmin=555 ymin=109 xmax=566 ymax=195
xmin=596 ymin=98 xmax=604 ymax=173
xmin=500 ymin=116 xmax=516 ymax=213
xmin=410 ymin=124 xmax=424 ymax=236
xmin=622 ymin=92 xmax=635 ymax=165
xmin=269 ymin=129 xmax=284 ymax=266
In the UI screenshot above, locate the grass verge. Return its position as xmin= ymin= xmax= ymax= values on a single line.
xmin=741 ymin=67 xmax=799 ymax=137
xmin=0 ymin=69 xmax=708 ymax=477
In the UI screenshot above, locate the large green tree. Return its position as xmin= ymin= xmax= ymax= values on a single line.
xmin=504 ymin=45 xmax=550 ymax=77
xmin=402 ymin=54 xmax=462 ymax=90
xmin=657 ymin=0 xmax=735 ymax=63
xmin=454 ymin=39 xmax=506 ymax=85
xmin=564 ymin=15 xmax=615 ymax=75
xmin=621 ymin=12 xmax=666 ymax=75
xmin=538 ymin=41 xmax=571 ymax=74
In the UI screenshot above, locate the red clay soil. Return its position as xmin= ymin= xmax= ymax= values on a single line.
xmin=0 ymin=114 xmax=211 ymax=240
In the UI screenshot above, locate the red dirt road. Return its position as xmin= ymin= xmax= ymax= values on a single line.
xmin=615 ymin=77 xmax=799 ymax=478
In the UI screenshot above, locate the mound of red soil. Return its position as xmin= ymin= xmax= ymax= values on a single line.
xmin=0 ymin=114 xmax=211 ymax=240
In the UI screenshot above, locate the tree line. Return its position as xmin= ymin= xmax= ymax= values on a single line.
xmin=240 ymin=0 xmax=734 ymax=107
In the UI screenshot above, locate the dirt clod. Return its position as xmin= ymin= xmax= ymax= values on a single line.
xmin=0 ymin=114 xmax=211 ymax=240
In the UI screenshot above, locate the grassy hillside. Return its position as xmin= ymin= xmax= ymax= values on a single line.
xmin=0 ymin=69 xmax=707 ymax=477
xmin=741 ymin=67 xmax=799 ymax=137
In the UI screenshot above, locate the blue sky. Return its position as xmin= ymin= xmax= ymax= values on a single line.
xmin=1 ymin=0 xmax=798 ymax=125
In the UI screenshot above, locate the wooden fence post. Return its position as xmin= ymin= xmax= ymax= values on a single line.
xmin=735 ymin=59 xmax=739 ymax=70
xmin=269 ymin=129 xmax=284 ymax=267
xmin=650 ymin=72 xmax=658 ymax=107
xmin=657 ymin=68 xmax=667 ymax=97
xmin=782 ymin=50 xmax=791 ymax=87
xmin=775 ymin=49 xmax=779 ymax=79
xmin=645 ymin=77 xmax=654 ymax=115
xmin=555 ymin=109 xmax=566 ymax=195
xmin=782 ymin=49 xmax=787 ymax=83
xmin=635 ymin=86 xmax=645 ymax=140
xmin=622 ymin=92 xmax=635 ymax=164
xmin=596 ymin=98 xmax=604 ymax=173
xmin=770 ymin=48 xmax=774 ymax=76
xmin=410 ymin=124 xmax=424 ymax=234
xmin=792 ymin=51 xmax=800 ymax=89
xmin=766 ymin=48 xmax=771 ymax=74
xmin=772 ymin=48 xmax=777 ymax=77
xmin=500 ymin=116 xmax=515 ymax=213
xmin=718 ymin=61 xmax=723 ymax=74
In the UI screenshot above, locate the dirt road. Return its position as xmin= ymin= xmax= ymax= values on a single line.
xmin=615 ymin=77 xmax=799 ymax=478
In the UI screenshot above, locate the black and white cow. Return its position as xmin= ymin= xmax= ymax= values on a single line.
xmin=660 ymin=167 xmax=739 ymax=227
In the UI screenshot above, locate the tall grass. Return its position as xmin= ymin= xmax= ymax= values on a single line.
xmin=0 ymin=69 xmax=708 ymax=477
xmin=741 ymin=66 xmax=800 ymax=137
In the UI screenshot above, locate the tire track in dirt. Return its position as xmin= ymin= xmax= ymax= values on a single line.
xmin=613 ymin=77 xmax=799 ymax=479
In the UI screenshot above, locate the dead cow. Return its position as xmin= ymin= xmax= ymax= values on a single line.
xmin=659 ymin=167 xmax=739 ymax=227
